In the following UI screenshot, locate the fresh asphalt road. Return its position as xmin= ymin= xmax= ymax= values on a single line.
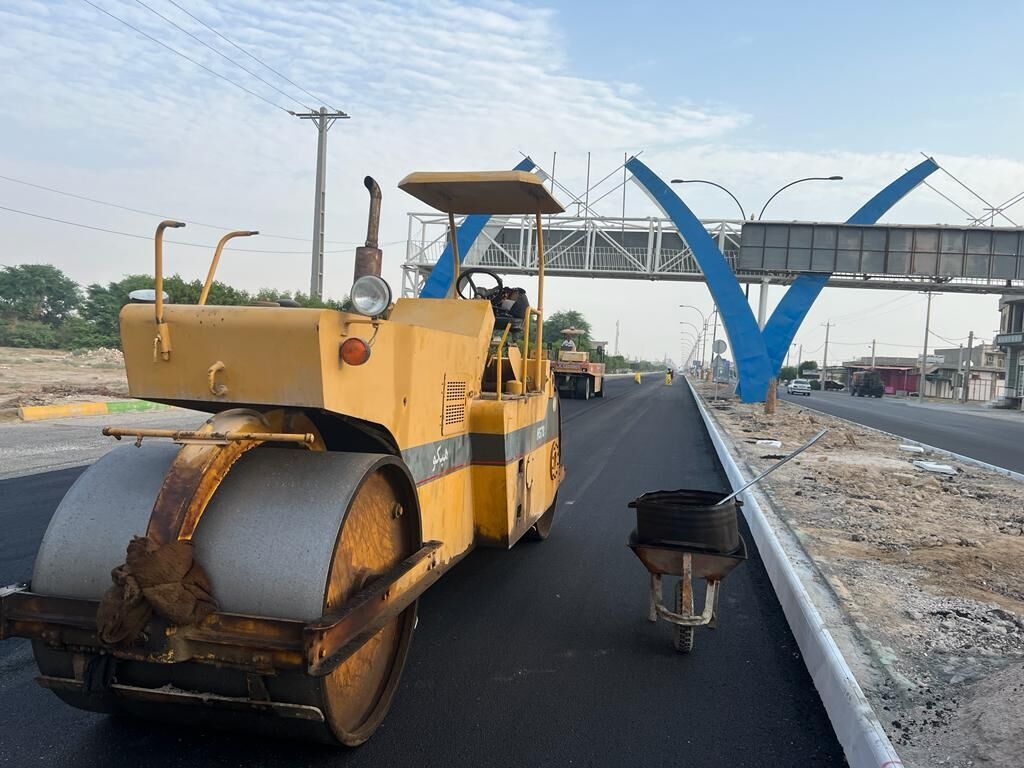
xmin=780 ymin=389 xmax=1024 ymax=474
xmin=0 ymin=377 xmax=845 ymax=767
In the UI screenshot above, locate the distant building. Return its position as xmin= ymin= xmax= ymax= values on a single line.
xmin=996 ymin=295 xmax=1024 ymax=406
xmin=929 ymin=344 xmax=1005 ymax=402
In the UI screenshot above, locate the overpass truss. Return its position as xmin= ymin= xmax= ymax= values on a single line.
xmin=401 ymin=212 xmax=1024 ymax=296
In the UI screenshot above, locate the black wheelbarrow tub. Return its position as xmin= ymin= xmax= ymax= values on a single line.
xmin=628 ymin=489 xmax=741 ymax=555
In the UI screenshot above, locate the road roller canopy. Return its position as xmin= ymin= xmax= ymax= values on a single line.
xmin=398 ymin=170 xmax=564 ymax=215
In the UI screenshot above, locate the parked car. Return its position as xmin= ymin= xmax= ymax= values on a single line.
xmin=823 ymin=380 xmax=845 ymax=392
xmin=786 ymin=378 xmax=812 ymax=396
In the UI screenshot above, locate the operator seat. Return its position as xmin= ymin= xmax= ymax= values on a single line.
xmin=492 ymin=287 xmax=529 ymax=334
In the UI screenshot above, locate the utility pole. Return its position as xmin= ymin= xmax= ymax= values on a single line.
xmin=614 ymin=320 xmax=620 ymax=356
xmin=956 ymin=344 xmax=964 ymax=400
xmin=962 ymin=330 xmax=975 ymax=403
xmin=797 ymin=344 xmax=803 ymax=374
xmin=918 ymin=291 xmax=933 ymax=399
xmin=871 ymin=339 xmax=876 ymax=369
xmin=293 ymin=107 xmax=350 ymax=298
xmin=822 ymin=321 xmax=833 ymax=386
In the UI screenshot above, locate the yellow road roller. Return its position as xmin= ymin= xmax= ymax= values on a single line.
xmin=0 ymin=170 xmax=564 ymax=745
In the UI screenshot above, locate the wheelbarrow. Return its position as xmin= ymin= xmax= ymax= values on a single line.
xmin=628 ymin=489 xmax=747 ymax=653
xmin=627 ymin=429 xmax=828 ymax=652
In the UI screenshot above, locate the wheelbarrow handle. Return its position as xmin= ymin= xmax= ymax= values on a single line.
xmin=716 ymin=428 xmax=828 ymax=506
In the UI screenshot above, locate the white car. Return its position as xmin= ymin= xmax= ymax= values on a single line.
xmin=786 ymin=378 xmax=812 ymax=396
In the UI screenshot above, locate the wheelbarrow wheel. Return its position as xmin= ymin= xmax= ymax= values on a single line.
xmin=673 ymin=581 xmax=694 ymax=653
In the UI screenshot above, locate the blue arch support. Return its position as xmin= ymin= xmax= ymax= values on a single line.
xmin=418 ymin=157 xmax=537 ymax=298
xmin=757 ymin=157 xmax=939 ymax=381
xmin=627 ymin=157 xmax=773 ymax=402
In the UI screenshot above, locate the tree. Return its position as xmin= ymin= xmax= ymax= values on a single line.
xmin=799 ymin=360 xmax=818 ymax=375
xmin=543 ymin=310 xmax=591 ymax=351
xmin=779 ymin=365 xmax=798 ymax=381
xmin=81 ymin=274 xmax=155 ymax=348
xmin=0 ymin=264 xmax=80 ymax=326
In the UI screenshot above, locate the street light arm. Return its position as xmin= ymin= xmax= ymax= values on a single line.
xmin=671 ymin=179 xmax=746 ymax=221
xmin=678 ymin=304 xmax=708 ymax=326
xmin=757 ymin=176 xmax=843 ymax=220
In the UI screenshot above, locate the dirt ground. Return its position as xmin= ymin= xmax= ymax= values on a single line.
xmin=694 ymin=381 xmax=1024 ymax=767
xmin=0 ymin=347 xmax=128 ymax=412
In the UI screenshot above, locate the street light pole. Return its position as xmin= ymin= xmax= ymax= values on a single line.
xmin=670 ymin=179 xmax=746 ymax=221
xmin=679 ymin=305 xmax=709 ymax=375
xmin=757 ymin=176 xmax=844 ymax=220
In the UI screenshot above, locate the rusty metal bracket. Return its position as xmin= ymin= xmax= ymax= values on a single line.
xmin=2 ymin=542 xmax=445 ymax=677
xmin=102 ymin=427 xmax=315 ymax=446
xmin=37 ymin=676 xmax=325 ymax=722
xmin=304 ymin=541 xmax=442 ymax=676
xmin=123 ymin=408 xmax=324 ymax=545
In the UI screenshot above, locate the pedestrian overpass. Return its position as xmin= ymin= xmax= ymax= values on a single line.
xmin=401 ymin=212 xmax=1024 ymax=297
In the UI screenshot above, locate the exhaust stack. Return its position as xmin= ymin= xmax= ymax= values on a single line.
xmin=353 ymin=176 xmax=383 ymax=280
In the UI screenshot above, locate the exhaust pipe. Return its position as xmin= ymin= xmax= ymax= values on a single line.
xmin=353 ymin=176 xmax=383 ymax=280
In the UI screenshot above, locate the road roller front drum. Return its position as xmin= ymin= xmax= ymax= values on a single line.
xmin=23 ymin=441 xmax=427 ymax=746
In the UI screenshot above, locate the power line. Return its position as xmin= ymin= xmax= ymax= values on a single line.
xmin=0 ymin=173 xmax=364 ymax=245
xmin=0 ymin=203 xmax=358 ymax=254
xmin=929 ymin=330 xmax=971 ymax=345
xmin=164 ymin=0 xmax=340 ymax=111
xmin=829 ymin=292 xmax=918 ymax=323
xmin=80 ymin=0 xmax=292 ymax=113
xmin=132 ymin=0 xmax=312 ymax=111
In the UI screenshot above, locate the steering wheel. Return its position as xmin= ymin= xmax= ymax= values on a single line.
xmin=455 ymin=268 xmax=504 ymax=300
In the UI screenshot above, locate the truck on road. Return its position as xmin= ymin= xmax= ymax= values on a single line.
xmin=850 ymin=370 xmax=884 ymax=398
xmin=552 ymin=328 xmax=605 ymax=400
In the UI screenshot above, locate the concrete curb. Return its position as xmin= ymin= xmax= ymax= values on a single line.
xmin=686 ymin=378 xmax=903 ymax=768
xmin=18 ymin=400 xmax=171 ymax=422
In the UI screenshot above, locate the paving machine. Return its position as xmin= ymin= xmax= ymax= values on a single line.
xmin=0 ymin=170 xmax=565 ymax=745
xmin=552 ymin=328 xmax=605 ymax=400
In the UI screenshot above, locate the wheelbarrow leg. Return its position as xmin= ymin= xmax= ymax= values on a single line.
xmin=707 ymin=578 xmax=721 ymax=628
xmin=648 ymin=573 xmax=661 ymax=622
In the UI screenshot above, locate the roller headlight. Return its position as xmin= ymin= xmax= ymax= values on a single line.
xmin=128 ymin=289 xmax=170 ymax=304
xmin=350 ymin=275 xmax=392 ymax=317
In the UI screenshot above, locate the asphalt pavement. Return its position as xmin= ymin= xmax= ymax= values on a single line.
xmin=780 ymin=389 xmax=1024 ymax=473
xmin=0 ymin=377 xmax=845 ymax=767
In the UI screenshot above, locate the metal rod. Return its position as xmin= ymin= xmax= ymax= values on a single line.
xmin=496 ymin=324 xmax=511 ymax=401
xmin=154 ymin=220 xmax=186 ymax=325
xmin=199 ymin=230 xmax=258 ymax=305
xmin=521 ymin=309 xmax=533 ymax=388
xmin=102 ymin=427 xmax=314 ymax=444
xmin=717 ymin=428 xmax=828 ymax=505
xmin=448 ymin=211 xmax=460 ymax=299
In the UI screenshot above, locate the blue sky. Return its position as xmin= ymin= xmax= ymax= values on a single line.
xmin=1 ymin=0 xmax=1020 ymax=362
xmin=556 ymin=0 xmax=1024 ymax=158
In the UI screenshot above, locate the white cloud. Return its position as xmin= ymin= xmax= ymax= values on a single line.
xmin=0 ymin=0 xmax=1018 ymax=363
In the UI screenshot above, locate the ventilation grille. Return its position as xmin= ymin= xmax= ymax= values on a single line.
xmin=442 ymin=379 xmax=467 ymax=434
